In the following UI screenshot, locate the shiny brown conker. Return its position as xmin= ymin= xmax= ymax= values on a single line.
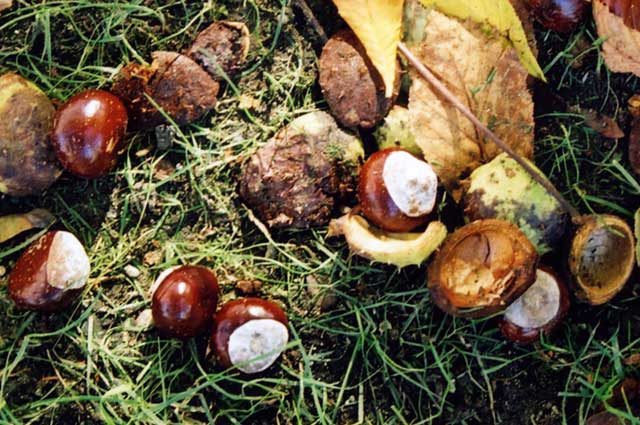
xmin=525 ymin=0 xmax=588 ymax=32
xmin=499 ymin=267 xmax=570 ymax=344
xmin=51 ymin=89 xmax=128 ymax=178
xmin=210 ymin=298 xmax=289 ymax=374
xmin=8 ymin=230 xmax=91 ymax=312
xmin=151 ymin=265 xmax=220 ymax=339
xmin=358 ymin=148 xmax=438 ymax=233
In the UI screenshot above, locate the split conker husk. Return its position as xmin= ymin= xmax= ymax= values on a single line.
xmin=210 ymin=297 xmax=289 ymax=374
xmin=51 ymin=90 xmax=128 ymax=178
xmin=8 ymin=230 xmax=90 ymax=311
xmin=499 ymin=267 xmax=570 ymax=344
xmin=358 ymin=148 xmax=438 ymax=233
xmin=151 ymin=265 xmax=220 ymax=339
xmin=428 ymin=219 xmax=539 ymax=318
xmin=525 ymin=0 xmax=588 ymax=32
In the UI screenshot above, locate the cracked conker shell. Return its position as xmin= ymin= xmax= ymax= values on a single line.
xmin=499 ymin=267 xmax=570 ymax=344
xmin=211 ymin=298 xmax=288 ymax=373
xmin=8 ymin=230 xmax=90 ymax=311
xmin=525 ymin=0 xmax=588 ymax=32
xmin=0 ymin=73 xmax=62 ymax=196
xmin=187 ymin=21 xmax=250 ymax=78
xmin=151 ymin=265 xmax=220 ymax=339
xmin=428 ymin=219 xmax=539 ymax=318
xmin=319 ymin=29 xmax=399 ymax=129
xmin=51 ymin=90 xmax=128 ymax=178
xmin=358 ymin=148 xmax=438 ymax=233
xmin=568 ymin=214 xmax=635 ymax=305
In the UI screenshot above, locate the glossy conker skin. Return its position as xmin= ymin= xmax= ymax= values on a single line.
xmin=151 ymin=266 xmax=220 ymax=339
xmin=358 ymin=148 xmax=432 ymax=233
xmin=51 ymin=90 xmax=128 ymax=178
xmin=499 ymin=267 xmax=570 ymax=344
xmin=525 ymin=0 xmax=588 ymax=32
xmin=210 ymin=298 xmax=288 ymax=369
xmin=9 ymin=231 xmax=81 ymax=312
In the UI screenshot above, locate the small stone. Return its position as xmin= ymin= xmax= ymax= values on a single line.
xmin=134 ymin=309 xmax=154 ymax=330
xmin=124 ymin=265 xmax=141 ymax=279
xmin=0 ymin=266 xmax=6 ymax=277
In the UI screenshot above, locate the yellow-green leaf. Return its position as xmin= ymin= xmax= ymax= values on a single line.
xmin=332 ymin=0 xmax=404 ymax=98
xmin=0 ymin=209 xmax=55 ymax=244
xmin=419 ymin=0 xmax=546 ymax=81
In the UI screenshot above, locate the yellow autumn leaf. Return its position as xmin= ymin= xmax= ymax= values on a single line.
xmin=332 ymin=0 xmax=404 ymax=98
xmin=0 ymin=209 xmax=55 ymax=244
xmin=419 ymin=0 xmax=546 ymax=81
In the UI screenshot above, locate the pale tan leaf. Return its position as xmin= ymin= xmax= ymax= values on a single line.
xmin=0 ymin=0 xmax=11 ymax=12
xmin=332 ymin=0 xmax=403 ymax=98
xmin=407 ymin=7 xmax=534 ymax=200
xmin=0 ymin=209 xmax=55 ymax=244
xmin=594 ymin=0 xmax=640 ymax=77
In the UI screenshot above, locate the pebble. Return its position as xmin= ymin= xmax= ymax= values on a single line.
xmin=124 ymin=265 xmax=141 ymax=278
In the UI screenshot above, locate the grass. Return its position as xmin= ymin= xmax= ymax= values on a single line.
xmin=1 ymin=1 xmax=640 ymax=424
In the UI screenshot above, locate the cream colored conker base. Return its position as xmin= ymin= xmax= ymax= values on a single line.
xmin=504 ymin=269 xmax=560 ymax=329
xmin=382 ymin=151 xmax=437 ymax=217
xmin=227 ymin=319 xmax=289 ymax=374
xmin=47 ymin=231 xmax=90 ymax=290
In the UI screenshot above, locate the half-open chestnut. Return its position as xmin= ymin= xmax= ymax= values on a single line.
xmin=8 ymin=230 xmax=90 ymax=311
xmin=210 ymin=297 xmax=289 ymax=374
xmin=428 ymin=219 xmax=539 ymax=318
xmin=499 ymin=267 xmax=570 ymax=344
xmin=151 ymin=265 xmax=220 ymax=339
xmin=51 ymin=89 xmax=128 ymax=178
xmin=358 ymin=148 xmax=438 ymax=233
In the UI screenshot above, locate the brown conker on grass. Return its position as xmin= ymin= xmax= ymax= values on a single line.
xmin=51 ymin=90 xmax=128 ymax=178
xmin=319 ymin=29 xmax=400 ymax=129
xmin=8 ymin=230 xmax=90 ymax=312
xmin=499 ymin=267 xmax=570 ymax=344
xmin=210 ymin=298 xmax=289 ymax=374
xmin=525 ymin=0 xmax=588 ymax=32
xmin=151 ymin=265 xmax=220 ymax=339
xmin=358 ymin=148 xmax=438 ymax=233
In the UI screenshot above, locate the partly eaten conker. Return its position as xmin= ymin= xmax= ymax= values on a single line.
xmin=358 ymin=148 xmax=438 ymax=233
xmin=499 ymin=267 xmax=570 ymax=344
xmin=210 ymin=297 xmax=289 ymax=374
xmin=151 ymin=265 xmax=220 ymax=339
xmin=8 ymin=230 xmax=90 ymax=311
xmin=51 ymin=90 xmax=128 ymax=178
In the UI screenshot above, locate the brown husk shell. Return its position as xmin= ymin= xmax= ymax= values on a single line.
xmin=319 ymin=29 xmax=400 ymax=129
xmin=0 ymin=73 xmax=62 ymax=196
xmin=567 ymin=214 xmax=635 ymax=305
xmin=111 ymin=51 xmax=219 ymax=130
xmin=187 ymin=21 xmax=250 ymax=78
xmin=428 ymin=219 xmax=539 ymax=318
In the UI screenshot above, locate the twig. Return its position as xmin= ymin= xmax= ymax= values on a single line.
xmin=293 ymin=0 xmax=328 ymax=44
xmin=398 ymin=42 xmax=580 ymax=220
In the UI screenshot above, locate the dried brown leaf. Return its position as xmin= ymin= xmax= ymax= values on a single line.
xmin=582 ymin=109 xmax=625 ymax=138
xmin=407 ymin=9 xmax=534 ymax=199
xmin=0 ymin=209 xmax=55 ymax=244
xmin=594 ymin=0 xmax=640 ymax=76
xmin=629 ymin=116 xmax=640 ymax=175
xmin=0 ymin=0 xmax=11 ymax=12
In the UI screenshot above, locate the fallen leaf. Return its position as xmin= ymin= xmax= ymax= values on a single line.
xmin=332 ymin=0 xmax=403 ymax=97
xmin=581 ymin=109 xmax=625 ymax=138
xmin=0 ymin=0 xmax=11 ymax=12
xmin=419 ymin=0 xmax=546 ymax=81
xmin=407 ymin=6 xmax=535 ymax=199
xmin=594 ymin=0 xmax=640 ymax=77
xmin=628 ymin=117 xmax=640 ymax=175
xmin=0 ymin=209 xmax=55 ymax=244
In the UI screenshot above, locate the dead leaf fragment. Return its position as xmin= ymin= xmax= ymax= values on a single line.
xmin=582 ymin=109 xmax=625 ymax=138
xmin=332 ymin=0 xmax=403 ymax=98
xmin=628 ymin=117 xmax=640 ymax=175
xmin=0 ymin=0 xmax=11 ymax=12
xmin=0 ymin=209 xmax=55 ymax=244
xmin=594 ymin=0 xmax=640 ymax=76
xmin=407 ymin=9 xmax=534 ymax=199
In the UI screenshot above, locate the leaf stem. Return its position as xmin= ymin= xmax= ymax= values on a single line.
xmin=398 ymin=42 xmax=580 ymax=220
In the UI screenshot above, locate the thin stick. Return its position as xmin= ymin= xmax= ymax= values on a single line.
xmin=293 ymin=0 xmax=328 ymax=43
xmin=398 ymin=42 xmax=580 ymax=219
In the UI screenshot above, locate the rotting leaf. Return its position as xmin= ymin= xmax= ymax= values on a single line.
xmin=581 ymin=108 xmax=625 ymax=138
xmin=628 ymin=117 xmax=640 ymax=175
xmin=328 ymin=213 xmax=447 ymax=268
xmin=0 ymin=209 xmax=55 ymax=244
xmin=419 ymin=0 xmax=546 ymax=81
xmin=593 ymin=0 xmax=640 ymax=76
xmin=332 ymin=0 xmax=403 ymax=98
xmin=634 ymin=207 xmax=640 ymax=267
xmin=406 ymin=5 xmax=535 ymax=199
xmin=0 ymin=0 xmax=11 ymax=12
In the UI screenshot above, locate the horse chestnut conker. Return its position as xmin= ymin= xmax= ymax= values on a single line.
xmin=8 ymin=230 xmax=90 ymax=311
xmin=499 ymin=267 xmax=570 ymax=344
xmin=51 ymin=89 xmax=128 ymax=178
xmin=151 ymin=265 xmax=220 ymax=339
xmin=358 ymin=148 xmax=438 ymax=232
xmin=210 ymin=298 xmax=289 ymax=374
xmin=525 ymin=0 xmax=588 ymax=32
